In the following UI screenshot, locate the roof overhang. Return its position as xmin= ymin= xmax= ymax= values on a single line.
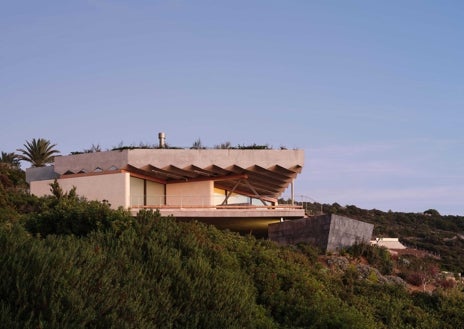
xmin=55 ymin=149 xmax=304 ymax=199
xmin=123 ymin=163 xmax=301 ymax=199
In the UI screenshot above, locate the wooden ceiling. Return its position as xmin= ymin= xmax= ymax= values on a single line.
xmin=124 ymin=163 xmax=302 ymax=200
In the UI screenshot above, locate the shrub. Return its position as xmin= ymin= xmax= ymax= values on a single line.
xmin=436 ymin=278 xmax=456 ymax=290
xmin=346 ymin=243 xmax=394 ymax=275
xmin=406 ymin=272 xmax=424 ymax=287
xmin=24 ymin=197 xmax=132 ymax=237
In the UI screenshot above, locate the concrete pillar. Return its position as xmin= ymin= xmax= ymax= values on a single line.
xmin=291 ymin=181 xmax=295 ymax=205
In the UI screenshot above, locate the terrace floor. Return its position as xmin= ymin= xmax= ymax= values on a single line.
xmin=129 ymin=205 xmax=305 ymax=238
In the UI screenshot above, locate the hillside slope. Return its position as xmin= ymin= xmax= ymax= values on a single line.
xmin=1 ymin=165 xmax=464 ymax=328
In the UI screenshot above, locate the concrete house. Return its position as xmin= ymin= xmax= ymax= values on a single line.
xmin=26 ymin=147 xmax=305 ymax=227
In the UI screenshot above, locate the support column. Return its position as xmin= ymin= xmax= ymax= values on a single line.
xmin=291 ymin=181 xmax=294 ymax=205
xmin=143 ymin=179 xmax=147 ymax=206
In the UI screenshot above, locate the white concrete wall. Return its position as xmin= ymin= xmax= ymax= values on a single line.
xmin=30 ymin=172 xmax=130 ymax=209
xmin=53 ymin=149 xmax=304 ymax=174
xmin=371 ymin=238 xmax=406 ymax=249
xmin=127 ymin=149 xmax=304 ymax=169
xmin=30 ymin=180 xmax=57 ymax=197
xmin=54 ymin=150 xmax=129 ymax=174
xmin=166 ymin=181 xmax=214 ymax=206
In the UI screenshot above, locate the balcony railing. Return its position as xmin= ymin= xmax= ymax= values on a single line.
xmin=130 ymin=194 xmax=303 ymax=210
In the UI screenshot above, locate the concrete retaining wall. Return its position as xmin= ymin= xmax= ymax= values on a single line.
xmin=268 ymin=214 xmax=374 ymax=252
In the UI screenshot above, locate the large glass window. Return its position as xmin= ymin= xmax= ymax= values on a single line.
xmin=130 ymin=176 xmax=144 ymax=206
xmin=213 ymin=188 xmax=250 ymax=205
xmin=146 ymin=180 xmax=165 ymax=206
xmin=130 ymin=177 xmax=165 ymax=206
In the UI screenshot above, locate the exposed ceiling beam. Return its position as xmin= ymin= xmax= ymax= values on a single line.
xmin=168 ymin=173 xmax=248 ymax=184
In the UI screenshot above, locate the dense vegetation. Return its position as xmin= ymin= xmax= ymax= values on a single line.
xmin=1 ymin=158 xmax=464 ymax=328
xmin=298 ymin=202 xmax=464 ymax=273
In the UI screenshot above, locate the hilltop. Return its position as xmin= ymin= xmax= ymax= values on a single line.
xmin=297 ymin=202 xmax=464 ymax=273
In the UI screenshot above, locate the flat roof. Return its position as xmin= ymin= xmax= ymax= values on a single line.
xmin=54 ymin=149 xmax=305 ymax=198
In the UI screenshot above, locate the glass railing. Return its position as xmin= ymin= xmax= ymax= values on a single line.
xmin=130 ymin=194 xmax=302 ymax=209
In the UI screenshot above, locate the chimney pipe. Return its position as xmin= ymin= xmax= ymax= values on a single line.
xmin=158 ymin=132 xmax=166 ymax=148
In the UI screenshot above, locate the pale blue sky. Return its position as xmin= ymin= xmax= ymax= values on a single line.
xmin=2 ymin=1 xmax=464 ymax=215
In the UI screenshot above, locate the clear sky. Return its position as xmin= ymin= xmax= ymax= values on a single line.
xmin=2 ymin=1 xmax=464 ymax=215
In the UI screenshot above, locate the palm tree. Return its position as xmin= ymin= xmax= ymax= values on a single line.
xmin=17 ymin=138 xmax=60 ymax=167
xmin=0 ymin=151 xmax=20 ymax=168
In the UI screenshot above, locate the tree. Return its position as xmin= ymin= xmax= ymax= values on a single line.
xmin=17 ymin=138 xmax=60 ymax=167
xmin=0 ymin=152 xmax=20 ymax=168
xmin=84 ymin=144 xmax=101 ymax=153
xmin=0 ymin=154 xmax=26 ymax=188
xmin=191 ymin=138 xmax=204 ymax=149
xmin=424 ymin=209 xmax=440 ymax=217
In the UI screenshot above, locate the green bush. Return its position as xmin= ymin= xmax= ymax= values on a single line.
xmin=2 ymin=179 xmax=464 ymax=328
xmin=0 ymin=221 xmax=272 ymax=328
xmin=2 ymin=214 xmax=464 ymax=328
xmin=346 ymin=243 xmax=394 ymax=275
xmin=24 ymin=197 xmax=132 ymax=237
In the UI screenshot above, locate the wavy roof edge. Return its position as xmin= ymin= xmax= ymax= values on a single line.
xmin=53 ymin=149 xmax=305 ymax=175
